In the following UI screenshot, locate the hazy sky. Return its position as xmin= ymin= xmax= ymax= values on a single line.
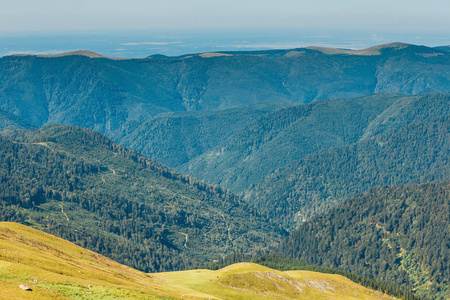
xmin=2 ymin=0 xmax=450 ymax=32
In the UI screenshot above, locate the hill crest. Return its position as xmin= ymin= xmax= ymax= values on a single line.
xmin=0 ymin=221 xmax=398 ymax=300
xmin=11 ymin=50 xmax=128 ymax=60
xmin=307 ymin=42 xmax=417 ymax=56
xmin=5 ymin=42 xmax=440 ymax=59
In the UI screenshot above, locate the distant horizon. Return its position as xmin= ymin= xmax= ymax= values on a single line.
xmin=3 ymin=0 xmax=448 ymax=57
xmin=1 ymin=28 xmax=449 ymax=58
xmin=3 ymin=41 xmax=448 ymax=59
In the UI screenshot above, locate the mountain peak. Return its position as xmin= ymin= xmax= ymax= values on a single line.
xmin=365 ymin=42 xmax=411 ymax=52
xmin=36 ymin=50 xmax=127 ymax=60
xmin=307 ymin=42 xmax=413 ymax=56
xmin=8 ymin=50 xmax=129 ymax=59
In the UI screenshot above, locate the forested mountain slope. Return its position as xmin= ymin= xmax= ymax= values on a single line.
xmin=0 ymin=108 xmax=33 ymax=130
xmin=3 ymin=42 xmax=450 ymax=131
xmin=1 ymin=42 xmax=450 ymax=162
xmin=118 ymin=101 xmax=295 ymax=167
xmin=178 ymin=93 xmax=450 ymax=226
xmin=181 ymin=93 xmax=407 ymax=192
xmin=0 ymin=124 xmax=284 ymax=272
xmin=279 ymin=182 xmax=450 ymax=300
xmin=250 ymin=113 xmax=450 ymax=227
xmin=3 ymin=93 xmax=450 ymax=231
xmin=2 ymin=44 xmax=450 ymax=233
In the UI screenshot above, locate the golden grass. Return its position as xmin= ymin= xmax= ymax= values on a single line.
xmin=159 ymin=263 xmax=397 ymax=300
xmin=35 ymin=50 xmax=129 ymax=60
xmin=0 ymin=222 xmax=178 ymax=299
xmin=0 ymin=222 xmax=397 ymax=299
xmin=198 ymin=53 xmax=233 ymax=58
xmin=306 ymin=42 xmax=411 ymax=56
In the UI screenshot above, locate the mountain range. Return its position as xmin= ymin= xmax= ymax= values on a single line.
xmin=1 ymin=42 xmax=450 ymax=132
xmin=2 ymin=43 xmax=450 ymax=217
xmin=1 ymin=42 xmax=449 ymax=299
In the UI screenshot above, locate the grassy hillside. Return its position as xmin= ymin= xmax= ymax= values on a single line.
xmin=279 ymin=182 xmax=450 ymax=300
xmin=0 ymin=222 xmax=171 ymax=300
xmin=0 ymin=124 xmax=284 ymax=272
xmin=160 ymin=263 xmax=398 ymax=300
xmin=0 ymin=222 xmax=399 ymax=300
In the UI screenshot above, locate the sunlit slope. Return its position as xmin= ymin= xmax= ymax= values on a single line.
xmin=0 ymin=222 xmax=180 ymax=299
xmin=151 ymin=263 xmax=397 ymax=300
xmin=0 ymin=222 xmax=396 ymax=300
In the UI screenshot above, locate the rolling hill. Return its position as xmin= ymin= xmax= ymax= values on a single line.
xmin=0 ymin=221 xmax=399 ymax=300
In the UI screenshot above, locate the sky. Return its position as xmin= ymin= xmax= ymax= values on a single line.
xmin=1 ymin=0 xmax=449 ymax=57
xmin=2 ymin=0 xmax=450 ymax=32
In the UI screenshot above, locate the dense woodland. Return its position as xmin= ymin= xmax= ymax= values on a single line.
xmin=3 ymin=43 xmax=450 ymax=131
xmin=120 ymin=101 xmax=295 ymax=168
xmin=181 ymin=93 xmax=405 ymax=193
xmin=280 ymin=182 xmax=450 ymax=299
xmin=0 ymin=124 xmax=284 ymax=272
xmin=251 ymin=113 xmax=450 ymax=228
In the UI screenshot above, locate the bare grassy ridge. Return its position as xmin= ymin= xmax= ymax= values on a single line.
xmin=0 ymin=222 xmax=397 ymax=300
